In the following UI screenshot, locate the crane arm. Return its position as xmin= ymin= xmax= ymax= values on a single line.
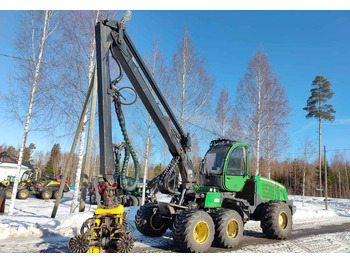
xmin=95 ymin=19 xmax=196 ymax=189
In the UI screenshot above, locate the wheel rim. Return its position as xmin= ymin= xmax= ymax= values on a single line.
xmin=6 ymin=191 xmax=12 ymax=198
xmin=21 ymin=191 xmax=28 ymax=198
xmin=193 ymin=221 xmax=210 ymax=244
xmin=150 ymin=212 xmax=165 ymax=231
xmin=43 ymin=191 xmax=51 ymax=198
xmin=227 ymin=219 xmax=239 ymax=239
xmin=278 ymin=211 xmax=288 ymax=229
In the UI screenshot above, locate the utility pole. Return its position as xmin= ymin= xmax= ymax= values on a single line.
xmin=51 ymin=66 xmax=96 ymax=218
xmin=324 ymin=145 xmax=328 ymax=210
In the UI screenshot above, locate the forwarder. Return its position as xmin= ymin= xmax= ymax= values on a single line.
xmin=71 ymin=11 xmax=295 ymax=253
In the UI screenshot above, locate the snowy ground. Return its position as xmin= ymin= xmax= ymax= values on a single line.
xmin=0 ymin=192 xmax=349 ymax=253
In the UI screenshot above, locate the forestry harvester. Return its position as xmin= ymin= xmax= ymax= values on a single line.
xmin=69 ymin=11 xmax=295 ymax=253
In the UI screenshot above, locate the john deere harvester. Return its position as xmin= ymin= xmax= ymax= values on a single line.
xmin=69 ymin=12 xmax=295 ymax=253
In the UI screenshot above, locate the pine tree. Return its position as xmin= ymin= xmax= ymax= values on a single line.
xmin=303 ymin=75 xmax=335 ymax=196
xmin=45 ymin=143 xmax=61 ymax=176
xmin=23 ymin=143 xmax=36 ymax=162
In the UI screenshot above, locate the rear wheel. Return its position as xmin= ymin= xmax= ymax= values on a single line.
xmin=41 ymin=190 xmax=52 ymax=200
xmin=127 ymin=195 xmax=138 ymax=206
xmin=261 ymin=201 xmax=292 ymax=239
xmin=135 ymin=202 xmax=168 ymax=237
xmin=212 ymin=209 xmax=243 ymax=248
xmin=5 ymin=189 xmax=12 ymax=199
xmin=17 ymin=189 xmax=29 ymax=200
xmin=172 ymin=209 xmax=214 ymax=253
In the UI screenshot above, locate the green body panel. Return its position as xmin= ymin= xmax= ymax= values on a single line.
xmin=193 ymin=186 xmax=221 ymax=208
xmin=222 ymin=143 xmax=250 ymax=192
xmin=253 ymin=176 xmax=288 ymax=201
xmin=204 ymin=192 xmax=222 ymax=208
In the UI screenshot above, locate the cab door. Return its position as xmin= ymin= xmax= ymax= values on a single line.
xmin=223 ymin=144 xmax=249 ymax=192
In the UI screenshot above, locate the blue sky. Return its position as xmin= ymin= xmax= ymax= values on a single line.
xmin=0 ymin=10 xmax=349 ymax=161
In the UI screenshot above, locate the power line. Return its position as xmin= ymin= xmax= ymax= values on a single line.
xmin=0 ymin=52 xmax=35 ymax=63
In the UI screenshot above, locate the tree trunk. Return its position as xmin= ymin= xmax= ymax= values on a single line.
xmin=181 ymin=55 xmax=186 ymax=130
xmin=79 ymin=68 xmax=97 ymax=212
xmin=266 ymin=127 xmax=271 ymax=178
xmin=302 ymin=168 xmax=306 ymax=206
xmin=70 ymin=114 xmax=87 ymax=213
xmin=142 ymin=116 xmax=152 ymax=205
xmin=255 ymin=73 xmax=262 ymax=176
xmin=318 ymin=113 xmax=322 ymax=197
xmin=9 ymin=11 xmax=51 ymax=215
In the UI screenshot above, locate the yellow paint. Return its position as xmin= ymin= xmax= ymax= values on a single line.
xmin=87 ymin=247 xmax=100 ymax=253
xmin=94 ymin=205 xmax=124 ymax=215
xmin=278 ymin=211 xmax=288 ymax=229
xmin=260 ymin=177 xmax=285 ymax=189
xmin=193 ymin=221 xmax=210 ymax=244
xmin=226 ymin=219 xmax=239 ymax=239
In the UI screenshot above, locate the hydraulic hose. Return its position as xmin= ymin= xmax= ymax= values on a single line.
xmin=113 ymin=93 xmax=139 ymax=192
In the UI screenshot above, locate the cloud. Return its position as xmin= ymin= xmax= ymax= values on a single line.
xmin=331 ymin=118 xmax=350 ymax=126
xmin=291 ymin=121 xmax=316 ymax=137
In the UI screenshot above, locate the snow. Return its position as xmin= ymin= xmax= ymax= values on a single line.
xmin=0 ymin=192 xmax=349 ymax=253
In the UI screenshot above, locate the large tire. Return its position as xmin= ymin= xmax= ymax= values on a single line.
xmin=17 ymin=189 xmax=29 ymax=200
xmin=135 ymin=202 xmax=168 ymax=237
xmin=122 ymin=195 xmax=129 ymax=207
xmin=261 ymin=201 xmax=292 ymax=239
xmin=136 ymin=196 xmax=142 ymax=206
xmin=127 ymin=195 xmax=138 ymax=206
xmin=41 ymin=190 xmax=52 ymax=200
xmin=172 ymin=209 xmax=215 ymax=253
xmin=212 ymin=209 xmax=243 ymax=248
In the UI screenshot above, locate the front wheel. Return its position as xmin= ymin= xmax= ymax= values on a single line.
xmin=135 ymin=202 xmax=168 ymax=237
xmin=261 ymin=201 xmax=292 ymax=239
xmin=172 ymin=209 xmax=214 ymax=253
xmin=17 ymin=189 xmax=29 ymax=200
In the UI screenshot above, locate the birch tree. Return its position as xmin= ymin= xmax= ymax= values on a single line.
xmin=262 ymin=75 xmax=290 ymax=178
xmin=6 ymin=11 xmax=59 ymax=215
xmin=169 ymin=28 xmax=214 ymax=135
xmin=215 ymin=86 xmax=232 ymax=138
xmin=236 ymin=49 xmax=289 ymax=176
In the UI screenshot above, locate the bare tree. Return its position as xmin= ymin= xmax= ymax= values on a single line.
xmin=262 ymin=75 xmax=290 ymax=178
xmin=5 ymin=11 xmax=60 ymax=215
xmin=299 ymin=137 xmax=316 ymax=205
xmin=169 ymin=28 xmax=214 ymax=136
xmin=215 ymin=86 xmax=233 ymax=138
xmin=137 ymin=39 xmax=168 ymax=204
xmin=236 ymin=49 xmax=289 ymax=176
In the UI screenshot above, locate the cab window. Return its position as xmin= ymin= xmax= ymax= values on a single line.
xmin=226 ymin=147 xmax=246 ymax=175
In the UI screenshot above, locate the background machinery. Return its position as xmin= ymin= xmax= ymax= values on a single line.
xmin=0 ymin=152 xmax=69 ymax=200
xmin=71 ymin=12 xmax=295 ymax=253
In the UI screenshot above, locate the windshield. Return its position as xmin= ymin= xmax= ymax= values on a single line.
xmin=202 ymin=145 xmax=231 ymax=175
xmin=21 ymin=171 xmax=32 ymax=181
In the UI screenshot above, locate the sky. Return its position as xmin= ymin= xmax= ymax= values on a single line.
xmin=0 ymin=8 xmax=349 ymax=162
